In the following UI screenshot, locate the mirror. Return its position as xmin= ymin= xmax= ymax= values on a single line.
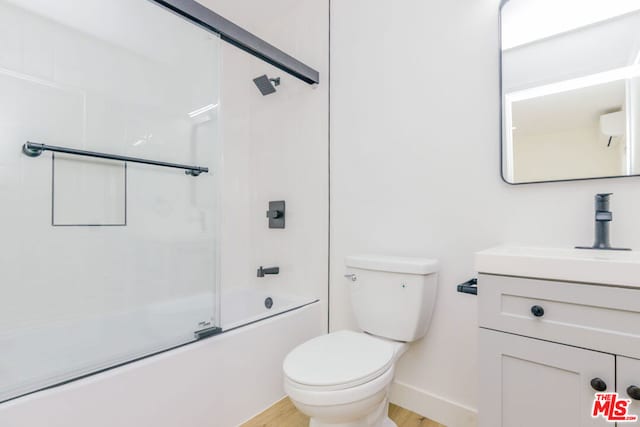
xmin=500 ymin=0 xmax=640 ymax=184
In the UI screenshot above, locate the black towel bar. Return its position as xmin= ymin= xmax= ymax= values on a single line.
xmin=22 ymin=141 xmax=209 ymax=177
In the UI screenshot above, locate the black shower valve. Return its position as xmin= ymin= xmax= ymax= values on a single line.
xmin=266 ymin=200 xmax=285 ymax=229
xmin=267 ymin=209 xmax=282 ymax=219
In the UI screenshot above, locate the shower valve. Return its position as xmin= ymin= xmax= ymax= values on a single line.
xmin=266 ymin=200 xmax=285 ymax=229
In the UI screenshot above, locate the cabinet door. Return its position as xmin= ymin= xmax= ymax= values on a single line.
xmin=617 ymin=356 xmax=640 ymax=420
xmin=480 ymin=329 xmax=614 ymax=427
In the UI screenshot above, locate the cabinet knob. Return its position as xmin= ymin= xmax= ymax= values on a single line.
xmin=627 ymin=386 xmax=640 ymax=400
xmin=591 ymin=378 xmax=607 ymax=392
xmin=531 ymin=305 xmax=545 ymax=317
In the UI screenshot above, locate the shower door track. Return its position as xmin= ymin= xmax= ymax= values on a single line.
xmin=150 ymin=0 xmax=320 ymax=85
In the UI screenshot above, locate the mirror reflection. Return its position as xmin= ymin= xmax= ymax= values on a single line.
xmin=501 ymin=0 xmax=640 ymax=183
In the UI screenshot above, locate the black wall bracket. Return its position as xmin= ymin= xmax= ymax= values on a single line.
xmin=266 ymin=200 xmax=285 ymax=229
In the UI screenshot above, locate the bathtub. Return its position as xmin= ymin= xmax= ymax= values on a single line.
xmin=0 ymin=290 xmax=323 ymax=427
xmin=221 ymin=288 xmax=317 ymax=330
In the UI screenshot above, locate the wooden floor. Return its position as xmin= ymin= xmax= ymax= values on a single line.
xmin=241 ymin=397 xmax=445 ymax=427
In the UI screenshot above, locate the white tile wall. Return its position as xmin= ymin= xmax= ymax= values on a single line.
xmin=0 ymin=0 xmax=221 ymax=401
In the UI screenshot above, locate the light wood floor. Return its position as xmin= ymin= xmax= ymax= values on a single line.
xmin=241 ymin=397 xmax=445 ymax=427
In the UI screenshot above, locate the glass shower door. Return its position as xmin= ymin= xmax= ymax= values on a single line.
xmin=0 ymin=0 xmax=221 ymax=402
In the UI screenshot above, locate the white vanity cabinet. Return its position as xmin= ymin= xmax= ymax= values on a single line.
xmin=480 ymin=328 xmax=614 ymax=427
xmin=618 ymin=357 xmax=640 ymax=423
xmin=476 ymin=247 xmax=640 ymax=427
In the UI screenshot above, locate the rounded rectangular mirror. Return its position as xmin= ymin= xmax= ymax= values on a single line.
xmin=500 ymin=0 xmax=640 ymax=184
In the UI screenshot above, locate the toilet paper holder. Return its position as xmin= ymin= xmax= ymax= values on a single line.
xmin=457 ymin=278 xmax=477 ymax=295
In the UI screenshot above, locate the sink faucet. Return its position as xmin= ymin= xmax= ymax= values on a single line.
xmin=576 ymin=193 xmax=630 ymax=251
xmin=593 ymin=193 xmax=613 ymax=249
xmin=257 ymin=266 xmax=279 ymax=277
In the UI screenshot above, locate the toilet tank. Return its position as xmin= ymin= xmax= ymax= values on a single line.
xmin=345 ymin=255 xmax=439 ymax=342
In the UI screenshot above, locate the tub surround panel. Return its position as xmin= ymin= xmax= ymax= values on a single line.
xmin=0 ymin=0 xmax=328 ymax=423
xmin=201 ymin=0 xmax=329 ymax=318
xmin=0 ymin=0 xmax=222 ymax=402
xmin=0 ymin=304 xmax=322 ymax=427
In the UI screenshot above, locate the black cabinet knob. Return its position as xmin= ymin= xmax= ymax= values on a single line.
xmin=531 ymin=305 xmax=545 ymax=317
xmin=591 ymin=378 xmax=607 ymax=392
xmin=627 ymin=386 xmax=640 ymax=400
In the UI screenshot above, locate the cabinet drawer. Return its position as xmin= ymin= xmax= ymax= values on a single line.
xmin=478 ymin=274 xmax=640 ymax=359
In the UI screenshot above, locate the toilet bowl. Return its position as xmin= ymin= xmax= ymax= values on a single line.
xmin=282 ymin=254 xmax=439 ymax=427
xmin=284 ymin=330 xmax=407 ymax=427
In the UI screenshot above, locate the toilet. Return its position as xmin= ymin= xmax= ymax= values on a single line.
xmin=283 ymin=255 xmax=439 ymax=427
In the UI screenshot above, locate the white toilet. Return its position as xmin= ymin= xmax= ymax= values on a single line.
xmin=283 ymin=255 xmax=439 ymax=427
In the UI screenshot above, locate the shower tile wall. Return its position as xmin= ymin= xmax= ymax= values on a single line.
xmin=0 ymin=0 xmax=329 ymax=423
xmin=0 ymin=0 xmax=221 ymax=401
xmin=213 ymin=1 xmax=329 ymax=314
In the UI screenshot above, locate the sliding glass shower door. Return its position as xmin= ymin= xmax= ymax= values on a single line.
xmin=0 ymin=0 xmax=221 ymax=402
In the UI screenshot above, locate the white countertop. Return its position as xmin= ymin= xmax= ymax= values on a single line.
xmin=475 ymin=246 xmax=640 ymax=288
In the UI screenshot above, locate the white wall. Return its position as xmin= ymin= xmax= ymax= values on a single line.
xmin=513 ymin=127 xmax=626 ymax=182
xmin=330 ymin=1 xmax=640 ymax=426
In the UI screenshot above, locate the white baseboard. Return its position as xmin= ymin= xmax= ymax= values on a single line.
xmin=389 ymin=381 xmax=477 ymax=427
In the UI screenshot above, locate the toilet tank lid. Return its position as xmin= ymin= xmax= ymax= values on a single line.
xmin=345 ymin=255 xmax=439 ymax=275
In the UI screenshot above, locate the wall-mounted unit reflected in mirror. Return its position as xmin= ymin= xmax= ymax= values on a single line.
xmin=500 ymin=0 xmax=640 ymax=184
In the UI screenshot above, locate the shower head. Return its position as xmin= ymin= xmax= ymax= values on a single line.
xmin=253 ymin=74 xmax=280 ymax=96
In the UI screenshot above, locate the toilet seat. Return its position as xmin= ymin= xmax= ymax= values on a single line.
xmin=284 ymin=363 xmax=395 ymax=407
xmin=283 ymin=330 xmax=397 ymax=391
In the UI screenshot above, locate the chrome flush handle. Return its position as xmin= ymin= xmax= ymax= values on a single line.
xmin=344 ymin=274 xmax=357 ymax=282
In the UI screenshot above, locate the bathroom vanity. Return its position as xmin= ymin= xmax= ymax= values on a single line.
xmin=476 ymin=246 xmax=640 ymax=427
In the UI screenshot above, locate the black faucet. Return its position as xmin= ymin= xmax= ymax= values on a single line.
xmin=593 ymin=193 xmax=613 ymax=249
xmin=257 ymin=266 xmax=279 ymax=277
xmin=576 ymin=193 xmax=631 ymax=251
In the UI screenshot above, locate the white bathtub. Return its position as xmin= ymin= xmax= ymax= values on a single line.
xmin=221 ymin=289 xmax=317 ymax=330
xmin=0 ymin=290 xmax=322 ymax=427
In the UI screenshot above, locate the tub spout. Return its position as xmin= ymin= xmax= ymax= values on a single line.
xmin=257 ymin=266 xmax=279 ymax=277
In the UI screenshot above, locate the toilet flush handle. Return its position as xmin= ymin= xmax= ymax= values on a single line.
xmin=344 ymin=274 xmax=357 ymax=282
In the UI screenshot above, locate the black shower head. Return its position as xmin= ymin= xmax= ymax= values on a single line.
xmin=253 ymin=74 xmax=280 ymax=96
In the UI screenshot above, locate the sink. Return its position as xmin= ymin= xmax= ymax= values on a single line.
xmin=476 ymin=246 xmax=640 ymax=287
